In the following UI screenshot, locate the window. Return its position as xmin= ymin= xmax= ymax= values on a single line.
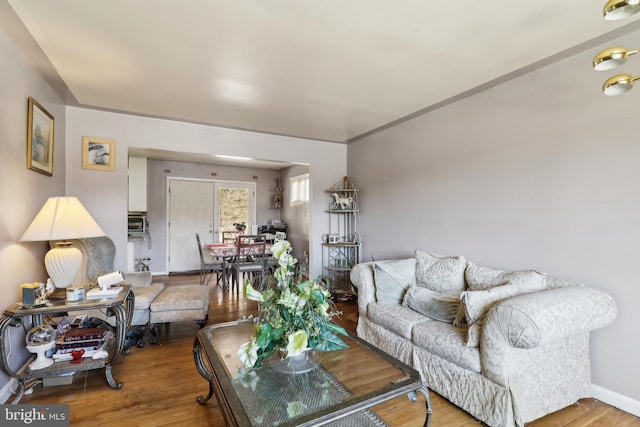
xmin=290 ymin=173 xmax=309 ymax=207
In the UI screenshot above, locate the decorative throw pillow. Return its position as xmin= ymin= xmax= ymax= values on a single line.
xmin=465 ymin=262 xmax=546 ymax=291
xmin=402 ymin=285 xmax=460 ymax=323
xmin=460 ymin=279 xmax=545 ymax=346
xmin=452 ymin=303 xmax=467 ymax=328
xmin=415 ymin=249 xmax=466 ymax=294
xmin=374 ymin=259 xmax=417 ymax=304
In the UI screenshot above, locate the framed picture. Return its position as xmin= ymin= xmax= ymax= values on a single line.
xmin=81 ymin=137 xmax=115 ymax=171
xmin=27 ymin=97 xmax=55 ymax=176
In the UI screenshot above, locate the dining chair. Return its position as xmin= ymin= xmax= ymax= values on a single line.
xmin=229 ymin=234 xmax=268 ymax=294
xmin=222 ymin=231 xmax=239 ymax=244
xmin=196 ymin=233 xmax=224 ymax=286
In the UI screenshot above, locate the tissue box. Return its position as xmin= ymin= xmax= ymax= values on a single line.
xmin=21 ymin=282 xmax=46 ymax=306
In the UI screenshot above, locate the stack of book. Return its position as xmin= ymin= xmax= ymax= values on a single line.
xmin=53 ymin=327 xmax=112 ymax=361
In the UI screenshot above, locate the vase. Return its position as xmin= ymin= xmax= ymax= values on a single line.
xmin=267 ymin=350 xmax=319 ymax=374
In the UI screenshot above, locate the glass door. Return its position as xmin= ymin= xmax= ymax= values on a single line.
xmin=213 ymin=181 xmax=256 ymax=243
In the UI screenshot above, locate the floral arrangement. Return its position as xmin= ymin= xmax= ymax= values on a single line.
xmin=238 ymin=240 xmax=348 ymax=368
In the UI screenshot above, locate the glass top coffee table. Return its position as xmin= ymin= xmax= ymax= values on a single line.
xmin=193 ymin=320 xmax=431 ymax=426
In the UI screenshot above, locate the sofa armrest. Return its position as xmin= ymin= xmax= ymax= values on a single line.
xmin=485 ymin=287 xmax=617 ymax=348
xmin=481 ymin=286 xmax=617 ymax=384
xmin=350 ymin=262 xmax=377 ymax=316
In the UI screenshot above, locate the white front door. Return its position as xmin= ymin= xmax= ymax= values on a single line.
xmin=168 ymin=179 xmax=214 ymax=272
xmin=167 ymin=178 xmax=257 ymax=272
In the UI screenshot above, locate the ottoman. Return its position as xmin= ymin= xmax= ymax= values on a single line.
xmin=149 ymin=285 xmax=210 ymax=343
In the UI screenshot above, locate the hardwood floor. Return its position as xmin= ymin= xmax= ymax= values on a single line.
xmin=15 ymin=274 xmax=639 ymax=427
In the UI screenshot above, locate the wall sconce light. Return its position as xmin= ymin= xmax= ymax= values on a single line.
xmin=594 ymin=1 xmax=640 ymax=94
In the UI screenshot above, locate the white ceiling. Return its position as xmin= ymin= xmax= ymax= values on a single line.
xmin=3 ymin=0 xmax=640 ymax=146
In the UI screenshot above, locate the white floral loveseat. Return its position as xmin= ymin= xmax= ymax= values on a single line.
xmin=349 ymin=250 xmax=617 ymax=427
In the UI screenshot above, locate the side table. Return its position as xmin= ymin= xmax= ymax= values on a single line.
xmin=0 ymin=285 xmax=133 ymax=403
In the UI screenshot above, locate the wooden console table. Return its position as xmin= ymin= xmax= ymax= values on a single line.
xmin=0 ymin=285 xmax=133 ymax=403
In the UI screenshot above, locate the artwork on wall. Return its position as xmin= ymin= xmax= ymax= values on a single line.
xmin=81 ymin=137 xmax=115 ymax=171
xmin=27 ymin=97 xmax=54 ymax=176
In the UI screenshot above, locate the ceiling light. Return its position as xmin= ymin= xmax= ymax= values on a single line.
xmin=603 ymin=0 xmax=640 ymax=21
xmin=602 ymin=74 xmax=640 ymax=95
xmin=593 ymin=46 xmax=639 ymax=71
xmin=595 ymin=1 xmax=640 ymax=94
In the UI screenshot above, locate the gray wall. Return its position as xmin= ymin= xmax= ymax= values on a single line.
xmin=0 ymin=28 xmax=66 ymax=400
xmin=281 ymin=165 xmax=311 ymax=263
xmin=64 ymin=107 xmax=346 ymax=281
xmin=348 ymin=30 xmax=640 ymax=405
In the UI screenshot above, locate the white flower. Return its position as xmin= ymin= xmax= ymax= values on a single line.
xmin=243 ymin=279 xmax=264 ymax=303
xmin=237 ymin=339 xmax=259 ymax=367
xmin=286 ymin=330 xmax=308 ymax=357
xmin=277 ymin=288 xmax=299 ymax=310
xmin=271 ymin=240 xmax=291 ymax=260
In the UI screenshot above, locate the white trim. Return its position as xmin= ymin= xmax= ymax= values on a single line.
xmin=592 ymin=384 xmax=640 ymax=417
xmin=0 ymin=377 xmax=17 ymax=403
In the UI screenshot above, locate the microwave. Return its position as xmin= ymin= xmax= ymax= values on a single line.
xmin=128 ymin=214 xmax=148 ymax=234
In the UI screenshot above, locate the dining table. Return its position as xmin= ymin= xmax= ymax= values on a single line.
xmin=207 ymin=242 xmax=272 ymax=258
xmin=207 ymin=242 xmax=274 ymax=291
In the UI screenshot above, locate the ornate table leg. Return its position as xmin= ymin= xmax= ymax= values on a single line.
xmin=408 ymin=385 xmax=432 ymax=427
xmin=10 ymin=379 xmax=25 ymax=404
xmin=193 ymin=337 xmax=214 ymax=404
xmin=0 ymin=316 xmax=25 ymax=403
xmin=102 ymin=291 xmax=133 ymax=389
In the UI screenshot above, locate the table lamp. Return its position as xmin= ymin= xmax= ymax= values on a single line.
xmin=21 ymin=197 xmax=105 ymax=296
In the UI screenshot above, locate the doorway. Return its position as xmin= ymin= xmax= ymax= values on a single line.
xmin=167 ymin=178 xmax=255 ymax=272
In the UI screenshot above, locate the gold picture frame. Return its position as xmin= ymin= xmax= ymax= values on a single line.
xmin=81 ymin=137 xmax=115 ymax=171
xmin=27 ymin=97 xmax=54 ymax=176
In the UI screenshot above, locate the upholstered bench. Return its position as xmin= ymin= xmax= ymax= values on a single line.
xmin=123 ymin=271 xmax=165 ymax=347
xmin=148 ymin=285 xmax=210 ymax=342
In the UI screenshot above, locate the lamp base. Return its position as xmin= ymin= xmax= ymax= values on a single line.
xmin=45 ymin=242 xmax=82 ymax=290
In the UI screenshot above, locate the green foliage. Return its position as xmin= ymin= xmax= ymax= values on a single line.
xmin=238 ymin=240 xmax=349 ymax=368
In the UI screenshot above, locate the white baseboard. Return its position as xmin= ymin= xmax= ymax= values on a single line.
xmin=592 ymin=384 xmax=640 ymax=418
xmin=0 ymin=377 xmax=17 ymax=404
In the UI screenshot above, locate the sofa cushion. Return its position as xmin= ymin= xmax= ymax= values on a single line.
xmin=367 ymin=303 xmax=427 ymax=339
xmin=374 ymin=259 xmax=416 ymax=304
xmin=412 ymin=320 xmax=481 ymax=372
xmin=402 ymin=285 xmax=460 ymax=323
xmin=132 ymin=282 xmax=165 ymax=310
xmin=150 ymin=285 xmax=209 ymax=311
xmin=415 ymin=249 xmax=466 ymax=294
xmin=465 ymin=262 xmax=546 ymax=291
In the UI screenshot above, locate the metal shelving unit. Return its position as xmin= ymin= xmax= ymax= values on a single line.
xmin=322 ymin=177 xmax=360 ymax=294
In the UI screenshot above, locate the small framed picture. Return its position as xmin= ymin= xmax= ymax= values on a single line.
xmin=27 ymin=97 xmax=55 ymax=176
xmin=81 ymin=136 xmax=115 ymax=171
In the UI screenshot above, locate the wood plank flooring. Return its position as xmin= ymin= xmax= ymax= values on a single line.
xmin=14 ymin=274 xmax=639 ymax=427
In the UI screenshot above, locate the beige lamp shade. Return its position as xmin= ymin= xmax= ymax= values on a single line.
xmin=21 ymin=197 xmax=105 ymax=289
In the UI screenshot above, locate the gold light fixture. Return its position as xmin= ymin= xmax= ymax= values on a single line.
xmin=603 ymin=0 xmax=640 ymax=21
xmin=21 ymin=197 xmax=105 ymax=293
xmin=603 ymin=73 xmax=640 ymax=95
xmin=594 ymin=2 xmax=640 ymax=94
